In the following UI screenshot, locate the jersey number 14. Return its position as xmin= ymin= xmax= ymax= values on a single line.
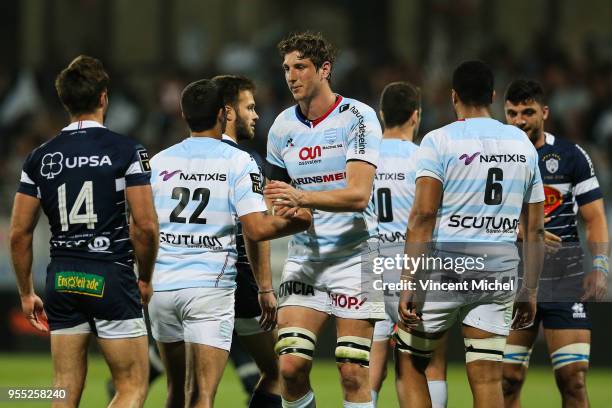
xmin=57 ymin=181 xmax=98 ymax=231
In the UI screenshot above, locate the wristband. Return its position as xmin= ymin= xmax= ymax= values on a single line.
xmin=258 ymin=288 xmax=275 ymax=294
xmin=593 ymin=255 xmax=609 ymax=276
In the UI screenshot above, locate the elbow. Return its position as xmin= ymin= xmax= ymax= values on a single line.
xmin=351 ymin=196 xmax=371 ymax=212
xmin=133 ymin=219 xmax=159 ymax=242
xmin=410 ymin=209 xmax=437 ymax=225
xmin=243 ymin=225 xmax=266 ymax=242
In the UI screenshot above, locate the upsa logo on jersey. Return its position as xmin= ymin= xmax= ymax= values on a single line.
xmin=40 ymin=152 xmax=112 ymax=179
xmin=543 ymin=185 xmax=563 ymax=216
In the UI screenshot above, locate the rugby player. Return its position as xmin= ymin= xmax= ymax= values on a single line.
xmin=369 ymin=81 xmax=448 ymax=408
xmin=10 ymin=55 xmax=159 ymax=408
xmin=148 ymin=79 xmax=311 ymax=408
xmin=503 ymin=79 xmax=609 ymax=408
xmin=264 ymin=32 xmax=383 ymax=408
xmin=213 ymin=74 xmax=282 ymax=408
xmin=396 ymin=61 xmax=545 ymax=408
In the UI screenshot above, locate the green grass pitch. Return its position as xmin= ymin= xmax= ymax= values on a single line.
xmin=0 ymin=353 xmax=610 ymax=407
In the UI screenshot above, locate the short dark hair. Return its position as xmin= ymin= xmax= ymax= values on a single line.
xmin=55 ymin=55 xmax=109 ymax=116
xmin=505 ymin=79 xmax=545 ymax=105
xmin=278 ymin=31 xmax=337 ymax=79
xmin=180 ymin=79 xmax=223 ymax=132
xmin=452 ymin=60 xmax=494 ymax=107
xmin=380 ymin=82 xmax=421 ymax=128
xmin=212 ymin=75 xmax=256 ymax=108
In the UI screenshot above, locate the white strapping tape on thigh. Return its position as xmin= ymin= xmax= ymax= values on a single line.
xmin=274 ymin=327 xmax=317 ymax=360
xmin=550 ymin=343 xmax=590 ymax=370
xmin=394 ymin=327 xmax=440 ymax=358
xmin=503 ymin=344 xmax=533 ymax=367
xmin=335 ymin=336 xmax=372 ymax=367
xmin=464 ymin=336 xmax=506 ymax=363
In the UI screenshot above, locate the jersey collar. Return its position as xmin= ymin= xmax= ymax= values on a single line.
xmin=294 ymin=95 xmax=343 ymax=128
xmin=222 ymin=134 xmax=237 ymax=145
xmin=62 ymin=120 xmax=106 ymax=131
xmin=545 ymin=132 xmax=555 ymax=145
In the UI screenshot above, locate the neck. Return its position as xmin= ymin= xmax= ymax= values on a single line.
xmin=298 ymin=85 xmax=336 ymax=120
xmin=455 ymin=105 xmax=491 ymax=120
xmin=383 ymin=124 xmax=414 ymax=141
xmin=533 ymin=130 xmax=546 ymax=149
xmin=70 ymin=111 xmax=104 ymax=124
xmin=191 ymin=128 xmax=222 ymax=139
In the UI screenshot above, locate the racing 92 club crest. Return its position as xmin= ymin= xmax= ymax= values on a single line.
xmin=41 ymin=152 xmax=64 ymax=179
xmin=546 ymin=157 xmax=559 ymax=173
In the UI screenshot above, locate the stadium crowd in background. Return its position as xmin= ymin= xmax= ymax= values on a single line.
xmin=0 ymin=33 xmax=611 ymax=220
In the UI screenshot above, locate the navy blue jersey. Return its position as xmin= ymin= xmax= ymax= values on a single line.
xmin=18 ymin=121 xmax=151 ymax=265
xmin=221 ymin=134 xmax=266 ymax=268
xmin=538 ymin=133 xmax=602 ymax=277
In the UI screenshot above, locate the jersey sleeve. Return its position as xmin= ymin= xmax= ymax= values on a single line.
xmin=124 ymin=143 xmax=151 ymax=187
xmin=232 ymin=154 xmax=268 ymax=217
xmin=17 ymin=151 xmax=40 ymax=198
xmin=345 ymin=105 xmax=382 ymax=167
xmin=415 ymin=131 xmax=444 ymax=182
xmin=265 ymin=120 xmax=291 ymax=182
xmin=572 ymin=143 xmax=602 ymax=206
xmin=525 ymin=152 xmax=545 ymax=203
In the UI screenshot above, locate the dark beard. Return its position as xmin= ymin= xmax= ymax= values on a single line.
xmin=235 ymin=115 xmax=253 ymax=141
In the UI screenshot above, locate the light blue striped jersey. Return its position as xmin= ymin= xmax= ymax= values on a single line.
xmin=416 ymin=118 xmax=544 ymax=270
xmin=150 ymin=137 xmax=267 ymax=291
xmin=374 ymin=139 xmax=418 ymax=244
xmin=267 ymin=96 xmax=382 ymax=260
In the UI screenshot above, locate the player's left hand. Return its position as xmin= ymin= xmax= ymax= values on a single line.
xmin=258 ymin=291 xmax=278 ymax=331
xmin=398 ymin=284 xmax=422 ymax=329
xmin=138 ymin=279 xmax=153 ymax=305
xmin=511 ymin=286 xmax=537 ymax=329
xmin=581 ymin=270 xmax=608 ymax=301
xmin=20 ymin=293 xmax=48 ymax=332
xmin=265 ymin=181 xmax=304 ymax=209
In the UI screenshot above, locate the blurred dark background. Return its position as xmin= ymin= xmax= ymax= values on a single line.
xmin=0 ymin=0 xmax=611 ymax=365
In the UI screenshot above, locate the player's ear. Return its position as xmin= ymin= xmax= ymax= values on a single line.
xmin=451 ymin=90 xmax=458 ymax=106
xmin=224 ymin=105 xmax=235 ymax=122
xmin=99 ymin=90 xmax=108 ymax=109
xmin=491 ymin=89 xmax=496 ymax=104
xmin=379 ymin=111 xmax=385 ymax=125
xmin=542 ymin=105 xmax=550 ymax=120
xmin=320 ymin=61 xmax=332 ymax=81
xmin=410 ymin=109 xmax=419 ymax=126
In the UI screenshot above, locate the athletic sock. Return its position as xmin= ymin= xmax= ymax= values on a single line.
xmin=428 ymin=380 xmax=448 ymax=408
xmin=282 ymin=390 xmax=316 ymax=408
xmin=343 ymin=400 xmax=374 ymax=408
xmin=249 ymin=389 xmax=282 ymax=408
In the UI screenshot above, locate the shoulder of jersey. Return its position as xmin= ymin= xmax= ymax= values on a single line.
xmin=549 ymin=134 xmax=575 ymax=150
xmin=32 ymin=128 xmax=140 ymax=157
xmin=337 ymin=97 xmax=376 ymax=117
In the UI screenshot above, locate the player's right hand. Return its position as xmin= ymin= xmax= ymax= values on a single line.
xmin=20 ymin=293 xmax=48 ymax=332
xmin=138 ymin=279 xmax=153 ymax=305
xmin=258 ymin=291 xmax=278 ymax=331
xmin=511 ymin=286 xmax=537 ymax=329
xmin=398 ymin=285 xmax=422 ymax=329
